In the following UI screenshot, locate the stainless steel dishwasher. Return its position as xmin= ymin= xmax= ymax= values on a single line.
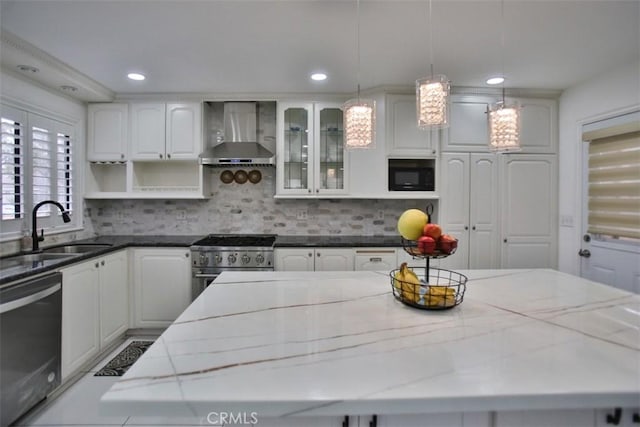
xmin=0 ymin=272 xmax=62 ymax=427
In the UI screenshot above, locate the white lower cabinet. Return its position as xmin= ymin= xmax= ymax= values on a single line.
xmin=60 ymin=249 xmax=128 ymax=380
xmin=354 ymin=248 xmax=397 ymax=271
xmin=596 ymin=408 xmax=640 ymax=426
xmin=495 ymin=409 xmax=595 ymax=427
xmin=377 ymin=412 xmax=491 ymax=427
xmin=275 ymin=248 xmax=354 ymax=271
xmin=132 ymin=248 xmax=191 ymax=328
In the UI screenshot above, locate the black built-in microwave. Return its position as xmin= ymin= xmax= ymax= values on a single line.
xmin=388 ymin=159 xmax=435 ymax=191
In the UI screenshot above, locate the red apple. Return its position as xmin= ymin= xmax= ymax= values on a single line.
xmin=422 ymin=223 xmax=442 ymax=240
xmin=438 ymin=234 xmax=458 ymax=254
xmin=417 ymin=235 xmax=436 ymax=255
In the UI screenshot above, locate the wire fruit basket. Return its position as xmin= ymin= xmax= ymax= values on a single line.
xmin=390 ymin=266 xmax=467 ymax=310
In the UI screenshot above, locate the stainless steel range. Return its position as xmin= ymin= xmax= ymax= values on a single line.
xmin=190 ymin=234 xmax=276 ymax=300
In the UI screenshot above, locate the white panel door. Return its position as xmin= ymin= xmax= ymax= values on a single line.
xmin=314 ymin=248 xmax=354 ymax=271
xmin=60 ymin=260 xmax=99 ymax=380
xmin=439 ymin=153 xmax=470 ymax=270
xmin=133 ymin=248 xmax=191 ymax=327
xmin=98 ymin=250 xmax=129 ymax=347
xmin=166 ymin=103 xmax=201 ymax=159
xmin=386 ymin=94 xmax=436 ymax=156
xmin=469 ymin=153 xmax=499 ymax=269
xmin=130 ymin=103 xmax=166 ymax=160
xmin=500 ymin=154 xmax=557 ymax=268
xmin=443 ymin=95 xmax=493 ymax=152
xmin=274 ymin=248 xmax=315 ymax=271
xmin=87 ymin=103 xmax=128 ymax=161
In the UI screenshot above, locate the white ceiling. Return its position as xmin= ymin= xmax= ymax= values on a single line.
xmin=0 ymin=0 xmax=638 ymax=98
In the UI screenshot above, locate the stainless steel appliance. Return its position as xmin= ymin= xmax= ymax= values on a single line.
xmin=1 ymin=272 xmax=62 ymax=426
xmin=190 ymin=234 xmax=276 ymax=300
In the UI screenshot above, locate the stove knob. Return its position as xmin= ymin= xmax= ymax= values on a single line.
xmin=241 ymin=254 xmax=251 ymax=265
xmin=199 ymin=253 xmax=209 ymax=266
xmin=214 ymin=254 xmax=223 ymax=264
xmin=255 ymin=254 xmax=265 ymax=264
xmin=227 ymin=254 xmax=237 ymax=264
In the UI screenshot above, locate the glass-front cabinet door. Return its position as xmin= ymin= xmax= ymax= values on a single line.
xmin=276 ymin=102 xmax=348 ymax=197
xmin=314 ymin=103 xmax=347 ymax=195
xmin=277 ymin=102 xmax=314 ymax=195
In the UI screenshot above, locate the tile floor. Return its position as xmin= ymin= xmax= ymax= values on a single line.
xmin=12 ymin=337 xmax=211 ymax=427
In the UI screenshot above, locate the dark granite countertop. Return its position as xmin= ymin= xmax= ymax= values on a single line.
xmin=1 ymin=234 xmax=401 ymax=285
xmin=274 ymin=235 xmax=401 ymax=248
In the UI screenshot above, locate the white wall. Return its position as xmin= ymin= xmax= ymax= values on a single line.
xmin=557 ymin=60 xmax=640 ymax=275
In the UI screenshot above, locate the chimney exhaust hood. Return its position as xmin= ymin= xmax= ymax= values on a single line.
xmin=199 ymin=102 xmax=275 ymax=167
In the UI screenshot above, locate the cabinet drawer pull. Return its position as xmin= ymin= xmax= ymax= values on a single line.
xmin=369 ymin=257 xmax=382 ymax=262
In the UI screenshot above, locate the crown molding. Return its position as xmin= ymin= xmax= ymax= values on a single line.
xmin=1 ymin=30 xmax=115 ymax=102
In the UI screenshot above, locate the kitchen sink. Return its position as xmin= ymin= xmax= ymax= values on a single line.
xmin=41 ymin=243 xmax=113 ymax=254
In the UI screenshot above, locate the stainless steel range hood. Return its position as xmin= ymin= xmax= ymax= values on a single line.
xmin=199 ymin=102 xmax=275 ymax=166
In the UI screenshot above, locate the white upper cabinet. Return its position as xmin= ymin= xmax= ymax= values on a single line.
xmin=442 ymin=95 xmax=493 ymax=152
xmin=509 ymin=97 xmax=558 ymax=153
xmin=87 ymin=103 xmax=128 ymax=161
xmin=276 ymin=102 xmax=348 ymax=197
xmin=131 ymin=102 xmax=202 ymax=160
xmin=443 ymin=94 xmax=557 ymax=154
xmin=386 ymin=94 xmax=438 ymax=156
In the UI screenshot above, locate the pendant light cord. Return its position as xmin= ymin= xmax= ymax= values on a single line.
xmin=429 ymin=0 xmax=434 ymax=77
xmin=356 ymin=0 xmax=361 ymax=103
xmin=500 ymin=0 xmax=506 ymax=104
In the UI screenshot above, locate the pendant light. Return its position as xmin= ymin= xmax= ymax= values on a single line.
xmin=487 ymin=0 xmax=521 ymax=152
xmin=343 ymin=0 xmax=376 ymax=149
xmin=416 ymin=0 xmax=450 ymax=129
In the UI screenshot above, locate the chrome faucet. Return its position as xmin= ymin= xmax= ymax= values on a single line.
xmin=31 ymin=200 xmax=71 ymax=252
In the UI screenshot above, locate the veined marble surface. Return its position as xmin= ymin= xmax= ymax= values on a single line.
xmin=101 ymin=269 xmax=640 ymax=418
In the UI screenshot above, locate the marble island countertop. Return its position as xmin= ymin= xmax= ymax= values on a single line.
xmin=101 ymin=269 xmax=640 ymax=418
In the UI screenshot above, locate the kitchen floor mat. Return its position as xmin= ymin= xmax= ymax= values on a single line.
xmin=94 ymin=340 xmax=153 ymax=376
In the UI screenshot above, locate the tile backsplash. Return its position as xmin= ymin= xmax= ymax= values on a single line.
xmin=86 ymin=168 xmax=436 ymax=236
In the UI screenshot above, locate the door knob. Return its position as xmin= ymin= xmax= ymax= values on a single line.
xmin=578 ymin=249 xmax=591 ymax=258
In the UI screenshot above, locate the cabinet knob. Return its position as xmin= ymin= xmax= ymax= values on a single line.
xmin=317 ymin=252 xmax=320 ymax=257
xmin=185 ymin=253 xmax=189 ymax=258
xmin=159 ymin=153 xmax=163 ymax=159
xmin=167 ymin=153 xmax=171 ymax=159
xmin=504 ymin=238 xmax=508 ymax=243
xmin=472 ymin=225 xmax=476 ymax=231
xmin=308 ymin=189 xmax=311 ymax=193
xmin=316 ymin=189 xmax=319 ymax=193
xmin=308 ymin=253 xmax=313 ymax=257
xmin=101 ymin=260 xmax=105 ymax=266
xmin=95 ymin=262 xmax=99 ymax=268
xmin=464 ymin=226 xmax=469 ymax=230
xmin=120 ymin=153 xmax=124 ymax=159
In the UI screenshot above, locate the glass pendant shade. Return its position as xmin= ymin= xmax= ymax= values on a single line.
xmin=343 ymin=98 xmax=376 ymax=149
xmin=416 ymin=75 xmax=450 ymax=129
xmin=488 ymin=101 xmax=522 ymax=152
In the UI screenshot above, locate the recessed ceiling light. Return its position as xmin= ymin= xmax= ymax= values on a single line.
xmin=486 ymin=76 xmax=505 ymax=85
xmin=127 ymin=73 xmax=146 ymax=81
xmin=311 ymin=73 xmax=327 ymax=81
xmin=17 ymin=65 xmax=39 ymax=73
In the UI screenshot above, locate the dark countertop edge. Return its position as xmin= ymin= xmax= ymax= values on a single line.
xmin=1 ymin=235 xmax=402 ymax=285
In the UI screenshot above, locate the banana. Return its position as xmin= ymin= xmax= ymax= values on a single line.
xmin=422 ymin=286 xmax=456 ymax=307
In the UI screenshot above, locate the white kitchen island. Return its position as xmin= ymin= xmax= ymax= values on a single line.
xmin=101 ymin=269 xmax=640 ymax=426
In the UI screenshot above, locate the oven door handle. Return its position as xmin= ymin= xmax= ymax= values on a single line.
xmin=194 ymin=273 xmax=220 ymax=279
xmin=0 ymin=283 xmax=61 ymax=314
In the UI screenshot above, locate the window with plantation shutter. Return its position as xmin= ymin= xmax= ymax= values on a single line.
xmin=1 ymin=103 xmax=78 ymax=238
xmin=1 ymin=107 xmax=26 ymax=229
xmin=583 ymin=115 xmax=640 ymax=241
